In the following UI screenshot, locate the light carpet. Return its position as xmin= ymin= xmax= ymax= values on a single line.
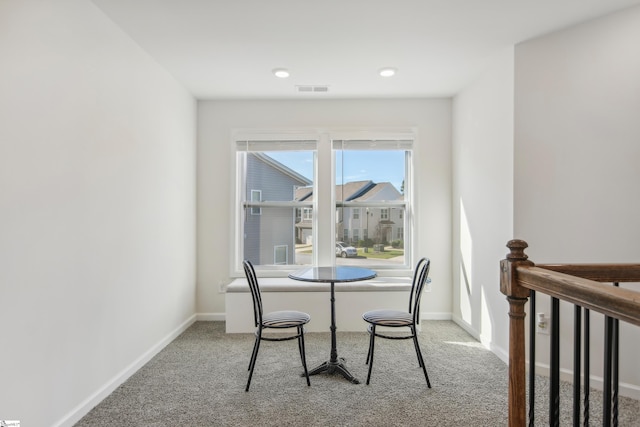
xmin=75 ymin=321 xmax=640 ymax=426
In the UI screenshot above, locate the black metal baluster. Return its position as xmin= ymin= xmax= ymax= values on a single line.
xmin=529 ymin=290 xmax=536 ymax=427
xmin=574 ymin=305 xmax=582 ymax=426
xmin=604 ymin=315 xmax=613 ymax=427
xmin=584 ymin=308 xmax=590 ymax=426
xmin=613 ymin=283 xmax=620 ymax=427
xmin=551 ymin=297 xmax=560 ymax=427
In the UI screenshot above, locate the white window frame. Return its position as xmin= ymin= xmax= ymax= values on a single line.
xmin=233 ymin=132 xmax=317 ymax=276
xmin=333 ymin=134 xmax=413 ymax=274
xmin=231 ymin=129 xmax=415 ymax=277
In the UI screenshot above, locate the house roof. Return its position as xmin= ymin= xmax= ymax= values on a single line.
xmin=252 ymin=153 xmax=312 ymax=186
xmin=337 ymin=181 xmax=375 ymax=201
xmin=296 ymin=180 xmax=403 ymax=202
xmin=349 ymin=182 xmax=403 ymax=202
xmin=294 ymin=186 xmax=313 ymax=201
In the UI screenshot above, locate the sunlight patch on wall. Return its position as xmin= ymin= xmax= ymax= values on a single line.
xmin=459 ymin=198 xmax=473 ymax=324
xmin=480 ymin=287 xmax=493 ymax=345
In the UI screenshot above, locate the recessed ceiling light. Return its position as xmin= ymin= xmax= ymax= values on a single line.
xmin=379 ymin=67 xmax=397 ymax=77
xmin=273 ymin=68 xmax=290 ymax=78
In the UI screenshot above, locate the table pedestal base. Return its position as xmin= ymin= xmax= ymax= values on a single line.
xmin=304 ymin=358 xmax=360 ymax=384
xmin=289 ymin=267 xmax=376 ymax=386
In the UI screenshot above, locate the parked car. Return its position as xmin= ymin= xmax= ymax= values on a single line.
xmin=335 ymin=241 xmax=357 ymax=258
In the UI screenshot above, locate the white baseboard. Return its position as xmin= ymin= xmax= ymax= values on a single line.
xmin=422 ymin=312 xmax=453 ymax=321
xmin=451 ymin=314 xmax=640 ymax=400
xmin=196 ymin=312 xmax=226 ymax=321
xmin=53 ymin=314 xmax=197 ymax=427
xmin=450 ymin=315 xmax=509 ymax=364
xmin=489 ymin=342 xmax=509 ymax=365
xmin=197 ymin=312 xmax=453 ymax=323
xmin=531 ymin=362 xmax=640 ymax=400
xmin=206 ymin=309 xmax=453 ymax=332
xmin=451 ymin=315 xmax=481 ymax=341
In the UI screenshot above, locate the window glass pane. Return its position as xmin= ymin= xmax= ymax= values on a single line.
xmin=250 ymin=190 xmax=261 ymax=215
xmin=335 ymin=149 xmax=408 ymax=267
xmin=242 ymin=151 xmax=314 ymax=267
xmin=235 ymin=134 xmax=412 ymax=273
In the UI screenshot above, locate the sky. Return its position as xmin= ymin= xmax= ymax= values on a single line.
xmin=267 ymin=150 xmax=406 ymax=192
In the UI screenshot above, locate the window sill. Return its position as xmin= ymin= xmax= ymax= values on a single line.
xmin=226 ymin=276 xmax=412 ymax=293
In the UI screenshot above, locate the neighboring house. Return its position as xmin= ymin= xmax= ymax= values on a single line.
xmin=294 ymin=186 xmax=313 ymax=245
xmin=244 ymin=153 xmax=312 ymax=265
xmin=295 ymin=180 xmax=404 ymax=246
xmin=337 ymin=181 xmax=404 ymax=245
xmin=246 ymin=155 xmax=403 ymax=266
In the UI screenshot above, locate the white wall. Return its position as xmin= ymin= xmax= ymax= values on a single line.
xmin=0 ymin=1 xmax=196 ymax=426
xmin=6 ymin=1 xmax=638 ymax=423
xmin=452 ymin=48 xmax=515 ymax=359
xmin=197 ymin=99 xmax=452 ymax=317
xmin=514 ymin=5 xmax=640 ymax=394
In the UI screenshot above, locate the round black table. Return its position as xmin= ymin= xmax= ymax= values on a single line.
xmin=288 ymin=266 xmax=377 ymax=384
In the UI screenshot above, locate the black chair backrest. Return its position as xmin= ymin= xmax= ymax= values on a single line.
xmin=408 ymin=257 xmax=431 ymax=325
xmin=243 ymin=260 xmax=263 ymax=327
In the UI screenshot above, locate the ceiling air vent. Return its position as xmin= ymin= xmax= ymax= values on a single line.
xmin=296 ymin=85 xmax=329 ymax=93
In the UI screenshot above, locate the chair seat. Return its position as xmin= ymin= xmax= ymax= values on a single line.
xmin=363 ymin=309 xmax=412 ymax=327
xmin=262 ymin=310 xmax=311 ymax=328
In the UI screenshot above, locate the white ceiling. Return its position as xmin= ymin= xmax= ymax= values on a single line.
xmin=92 ymin=0 xmax=640 ymax=99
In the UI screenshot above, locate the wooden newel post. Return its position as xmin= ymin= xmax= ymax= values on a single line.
xmin=500 ymin=239 xmax=534 ymax=427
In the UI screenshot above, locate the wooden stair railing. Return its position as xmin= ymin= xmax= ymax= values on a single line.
xmin=500 ymin=239 xmax=640 ymax=426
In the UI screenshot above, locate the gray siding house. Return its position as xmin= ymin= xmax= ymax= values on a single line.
xmin=244 ymin=153 xmax=311 ymax=265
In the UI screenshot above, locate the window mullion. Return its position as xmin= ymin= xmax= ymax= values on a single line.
xmin=315 ymin=133 xmax=334 ymax=266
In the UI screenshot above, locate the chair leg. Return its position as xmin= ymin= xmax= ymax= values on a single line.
xmin=248 ymin=332 xmax=260 ymax=371
xmin=411 ymin=332 xmax=431 ymax=388
xmin=246 ymin=330 xmax=262 ymax=391
xmin=366 ymin=325 xmax=376 ymax=385
xmin=410 ymin=326 xmax=423 ymax=368
xmin=298 ymin=326 xmax=310 ymax=386
xmin=297 ymin=326 xmax=304 ymax=360
xmin=365 ymin=325 xmax=373 ymax=365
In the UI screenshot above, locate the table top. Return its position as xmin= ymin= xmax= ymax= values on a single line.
xmin=288 ymin=266 xmax=376 ymax=283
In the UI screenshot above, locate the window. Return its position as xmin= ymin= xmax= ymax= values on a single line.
xmin=234 ymin=131 xmax=414 ymax=274
xmin=303 ymin=208 xmax=312 ymax=220
xmin=274 ymin=245 xmax=288 ymax=265
xmin=235 ymin=138 xmax=315 ymax=269
xmin=250 ymin=190 xmax=262 ymax=215
xmin=334 ymin=139 xmax=411 ymax=267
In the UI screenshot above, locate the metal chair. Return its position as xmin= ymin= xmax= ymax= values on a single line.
xmin=243 ymin=260 xmax=311 ymax=391
xmin=362 ymin=257 xmax=432 ymax=386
